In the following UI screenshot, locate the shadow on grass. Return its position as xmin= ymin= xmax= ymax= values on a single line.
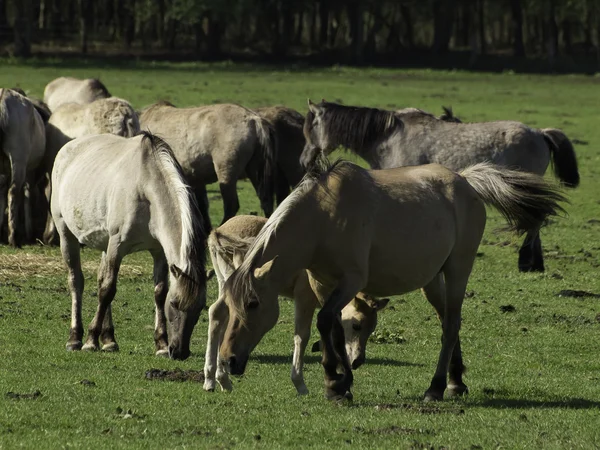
xmin=474 ymin=397 xmax=600 ymax=410
xmin=252 ymin=354 xmax=424 ymax=367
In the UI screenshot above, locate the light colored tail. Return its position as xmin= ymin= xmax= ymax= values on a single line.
xmin=541 ymin=128 xmax=579 ymax=188
xmin=460 ymin=162 xmax=567 ymax=234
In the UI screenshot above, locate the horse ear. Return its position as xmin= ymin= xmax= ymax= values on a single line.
xmin=366 ymin=297 xmax=390 ymax=311
xmin=170 ymin=264 xmax=183 ymax=278
xmin=307 ymin=98 xmax=318 ymax=115
xmin=321 ymin=98 xmax=326 ymax=104
xmin=253 ymin=256 xmax=279 ymax=282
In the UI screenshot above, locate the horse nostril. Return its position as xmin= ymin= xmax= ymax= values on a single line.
xmin=228 ymin=356 xmax=237 ymax=370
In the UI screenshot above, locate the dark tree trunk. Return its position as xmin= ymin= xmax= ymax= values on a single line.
xmin=562 ymin=19 xmax=572 ymax=55
xmin=294 ymin=10 xmax=304 ymax=45
xmin=478 ymin=0 xmax=486 ymax=54
xmin=347 ymin=0 xmax=364 ymax=64
xmin=432 ymin=0 xmax=457 ymax=54
xmin=78 ymin=0 xmax=93 ymax=54
xmin=122 ymin=0 xmax=135 ymax=51
xmin=510 ymin=0 xmax=525 ymax=57
xmin=206 ymin=12 xmax=223 ymax=59
xmin=459 ymin=2 xmax=471 ymax=47
xmin=319 ymin=0 xmax=329 ymax=47
xmin=280 ymin=2 xmax=294 ymax=56
xmin=546 ymin=0 xmax=558 ymax=65
xmin=0 ymin=0 xmax=8 ymax=44
xmin=400 ymin=4 xmax=414 ymax=49
xmin=14 ymin=0 xmax=33 ymax=57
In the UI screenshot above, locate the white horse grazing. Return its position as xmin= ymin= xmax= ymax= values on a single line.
xmin=0 ymin=88 xmax=49 ymax=246
xmin=43 ymin=77 xmax=111 ymax=112
xmin=204 ymin=215 xmax=388 ymax=394
xmin=51 ymin=132 xmax=206 ymax=360
xmin=42 ymin=97 xmax=140 ymax=244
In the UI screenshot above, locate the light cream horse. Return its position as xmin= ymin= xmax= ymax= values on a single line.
xmin=204 ymin=215 xmax=388 ymax=394
xmin=43 ymin=77 xmax=111 ymax=112
xmin=0 ymin=88 xmax=49 ymax=246
xmin=139 ymin=101 xmax=276 ymax=231
xmin=220 ymin=158 xmax=565 ymax=401
xmin=42 ymin=97 xmax=140 ymax=244
xmin=51 ymin=132 xmax=206 ymax=360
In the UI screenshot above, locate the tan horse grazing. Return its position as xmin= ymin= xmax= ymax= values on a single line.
xmin=51 ymin=132 xmax=206 ymax=360
xmin=255 ymin=106 xmax=306 ymax=205
xmin=43 ymin=77 xmax=111 ymax=112
xmin=42 ymin=97 xmax=140 ymax=244
xmin=139 ymin=101 xmax=277 ymax=232
xmin=301 ymin=100 xmax=579 ymax=273
xmin=204 ymin=215 xmax=389 ymax=395
xmin=0 ymin=88 xmax=49 ymax=246
xmin=220 ymin=158 xmax=565 ymax=401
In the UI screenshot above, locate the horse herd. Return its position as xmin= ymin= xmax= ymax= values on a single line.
xmin=0 ymin=77 xmax=578 ymax=401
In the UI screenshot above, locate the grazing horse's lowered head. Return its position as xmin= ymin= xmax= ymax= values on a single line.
xmin=301 ymin=99 xmax=403 ymax=169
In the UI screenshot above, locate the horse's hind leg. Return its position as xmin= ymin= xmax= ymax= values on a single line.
xmin=218 ymin=180 xmax=240 ymax=224
xmin=518 ymin=230 xmax=544 ymax=272
xmin=423 ymin=264 xmax=469 ymax=402
xmin=7 ymin=160 xmax=26 ymax=247
xmin=151 ymin=250 xmax=169 ymax=356
xmin=291 ymin=276 xmax=318 ymax=395
xmin=0 ymin=175 xmax=8 ymax=242
xmin=421 ymin=274 xmax=467 ymax=398
xmin=193 ymin=184 xmax=212 ymax=233
xmin=57 ymin=222 xmax=85 ymax=351
xmin=83 ymin=239 xmax=123 ymax=351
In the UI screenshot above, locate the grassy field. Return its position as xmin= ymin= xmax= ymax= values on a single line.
xmin=1 ymin=59 xmax=600 ymax=449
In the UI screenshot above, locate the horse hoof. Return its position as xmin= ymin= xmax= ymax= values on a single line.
xmin=66 ymin=341 xmax=82 ymax=351
xmin=447 ymin=384 xmax=469 ymax=398
xmin=155 ymin=349 xmax=169 ymax=357
xmin=423 ymin=390 xmax=444 ymax=402
xmin=296 ymin=385 xmax=309 ymax=396
xmin=101 ymin=342 xmax=119 ymax=352
xmin=203 ymin=380 xmax=216 ymax=392
xmin=81 ymin=343 xmax=99 ymax=352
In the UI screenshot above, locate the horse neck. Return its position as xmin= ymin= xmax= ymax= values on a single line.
xmin=146 ymin=167 xmax=193 ymax=270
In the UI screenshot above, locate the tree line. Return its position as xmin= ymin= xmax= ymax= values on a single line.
xmin=2 ymin=0 xmax=599 ymax=67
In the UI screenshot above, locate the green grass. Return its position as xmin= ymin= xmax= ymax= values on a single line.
xmin=1 ymin=60 xmax=600 ymax=449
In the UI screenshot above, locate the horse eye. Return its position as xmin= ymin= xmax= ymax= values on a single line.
xmin=352 ymin=323 xmax=362 ymax=331
xmin=247 ymin=298 xmax=259 ymax=310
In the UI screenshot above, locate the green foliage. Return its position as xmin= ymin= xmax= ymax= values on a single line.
xmin=1 ymin=60 xmax=600 ymax=448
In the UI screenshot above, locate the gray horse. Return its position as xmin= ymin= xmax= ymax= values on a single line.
xmin=0 ymin=88 xmax=50 ymax=246
xmin=140 ymin=101 xmax=276 ymax=231
xmin=42 ymin=97 xmax=140 ymax=244
xmin=51 ymin=132 xmax=206 ymax=360
xmin=43 ymin=77 xmax=111 ymax=112
xmin=255 ymin=106 xmax=306 ymax=205
xmin=301 ymin=100 xmax=579 ymax=272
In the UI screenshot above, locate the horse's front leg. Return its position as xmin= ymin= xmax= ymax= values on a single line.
xmin=151 ymin=251 xmax=169 ymax=356
xmin=316 ymin=276 xmax=363 ymax=401
xmin=518 ymin=230 xmax=544 ymax=272
xmin=291 ymin=279 xmax=317 ymax=395
xmin=204 ymin=297 xmax=232 ymax=392
xmin=83 ymin=240 xmax=123 ymax=351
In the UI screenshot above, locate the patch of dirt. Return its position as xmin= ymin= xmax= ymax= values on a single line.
xmin=499 ymin=305 xmax=516 ymax=313
xmin=5 ymin=390 xmax=42 ymax=400
xmin=350 ymin=425 xmax=435 ymax=436
xmin=572 ymin=138 xmax=589 ymax=146
xmin=373 ymin=403 xmax=464 ymax=415
xmin=557 ymin=289 xmax=600 ymax=299
xmin=79 ymin=379 xmax=96 ymax=387
xmin=0 ymin=253 xmax=147 ymax=280
xmin=145 ymin=368 xmax=205 ymax=383
xmin=369 ymin=330 xmax=406 ymax=344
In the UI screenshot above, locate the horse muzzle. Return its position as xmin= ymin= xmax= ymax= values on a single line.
xmin=227 ymin=355 xmax=248 ymax=376
xmin=168 ymin=344 xmax=190 ymax=361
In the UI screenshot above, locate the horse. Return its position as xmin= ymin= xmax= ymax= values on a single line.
xmin=43 ymin=77 xmax=111 ymax=112
xmin=255 ymin=106 xmax=306 ymax=205
xmin=204 ymin=215 xmax=389 ymax=395
xmin=0 ymin=88 xmax=50 ymax=246
xmin=300 ymin=100 xmax=579 ymax=273
xmin=139 ymin=101 xmax=277 ymax=231
xmin=219 ymin=158 xmax=565 ymax=401
xmin=51 ymin=132 xmax=206 ymax=360
xmin=42 ymin=97 xmax=141 ymax=244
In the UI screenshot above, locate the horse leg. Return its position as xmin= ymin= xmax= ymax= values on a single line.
xmin=0 ymin=175 xmax=8 ymax=242
xmin=204 ymin=297 xmax=232 ymax=392
xmin=57 ymin=224 xmax=85 ymax=351
xmin=275 ymin=168 xmax=291 ymax=206
xmin=23 ymin=175 xmax=33 ymax=243
xmin=245 ymin=161 xmax=274 ymax=217
xmin=518 ymin=230 xmax=544 ymax=272
xmin=83 ymin=240 xmax=123 ymax=351
xmin=291 ymin=277 xmax=318 ymax=395
xmin=421 ymin=273 xmax=468 ymax=399
xmin=150 ymin=250 xmax=169 ymax=356
xmin=424 ymin=265 xmax=468 ymax=402
xmin=7 ymin=162 xmax=26 ymax=247
xmin=193 ymin=184 xmax=212 ymax=234
xmin=316 ymin=276 xmax=363 ymax=401
xmin=42 ymin=175 xmax=59 ymax=245
xmin=218 ymin=181 xmax=239 ymax=225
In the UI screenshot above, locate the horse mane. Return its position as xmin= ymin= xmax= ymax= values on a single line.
xmin=208 ymin=229 xmax=255 ymax=266
xmin=141 ymin=132 xmax=206 ymax=308
xmin=88 ymin=78 xmax=111 ymax=98
xmin=311 ymin=102 xmax=402 ymax=151
xmin=226 ymin=155 xmax=350 ymax=322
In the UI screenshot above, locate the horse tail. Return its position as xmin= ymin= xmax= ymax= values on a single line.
xmin=460 ymin=162 xmax=567 ymax=235
xmin=541 ymin=128 xmax=580 ymax=188
xmin=252 ymin=115 xmax=278 ymax=217
xmin=115 ymin=100 xmax=140 ymax=137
